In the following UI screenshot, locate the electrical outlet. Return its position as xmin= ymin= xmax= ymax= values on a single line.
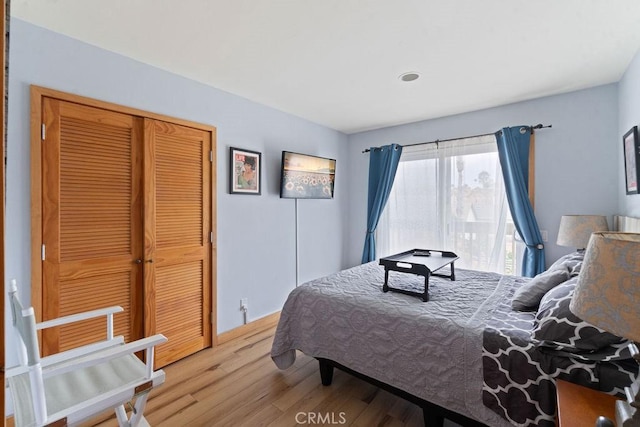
xmin=240 ymin=298 xmax=248 ymax=310
xmin=541 ymin=230 xmax=548 ymax=242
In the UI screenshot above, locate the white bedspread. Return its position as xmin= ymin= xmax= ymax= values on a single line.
xmin=271 ymin=261 xmax=514 ymax=426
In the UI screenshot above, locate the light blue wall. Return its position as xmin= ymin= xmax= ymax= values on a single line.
xmin=346 ymin=85 xmax=620 ymax=268
xmin=619 ymin=48 xmax=640 ymax=216
xmin=5 ymin=19 xmax=349 ymax=367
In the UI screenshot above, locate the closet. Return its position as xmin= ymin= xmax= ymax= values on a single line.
xmin=32 ymin=86 xmax=216 ymax=367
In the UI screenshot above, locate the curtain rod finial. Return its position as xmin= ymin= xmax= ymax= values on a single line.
xmin=532 ymin=123 xmax=552 ymax=130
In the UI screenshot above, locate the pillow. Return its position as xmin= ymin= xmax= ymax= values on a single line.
xmin=511 ymin=266 xmax=570 ymax=311
xmin=548 ymin=251 xmax=584 ymax=277
xmin=532 ymin=278 xmax=625 ymax=354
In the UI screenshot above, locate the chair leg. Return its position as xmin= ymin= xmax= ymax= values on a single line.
xmin=129 ymin=393 xmax=151 ymax=427
xmin=115 ymin=404 xmax=129 ymax=426
xmin=113 ymin=393 xmax=150 ymax=427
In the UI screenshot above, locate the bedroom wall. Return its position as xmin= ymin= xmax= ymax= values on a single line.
xmin=346 ymin=84 xmax=620 ymax=269
xmin=618 ymin=47 xmax=640 ymax=217
xmin=4 ymin=19 xmax=349 ymax=367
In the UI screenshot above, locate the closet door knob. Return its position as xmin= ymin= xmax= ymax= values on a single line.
xmin=146 ymin=259 xmax=154 ymax=263
xmin=135 ymin=259 xmax=143 ymax=264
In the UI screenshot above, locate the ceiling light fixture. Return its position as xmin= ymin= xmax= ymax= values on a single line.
xmin=399 ymin=72 xmax=420 ymax=82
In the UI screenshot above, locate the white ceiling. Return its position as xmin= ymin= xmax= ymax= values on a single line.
xmin=11 ymin=0 xmax=640 ymax=134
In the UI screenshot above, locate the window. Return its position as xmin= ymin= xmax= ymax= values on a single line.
xmin=376 ymin=135 xmax=518 ymax=274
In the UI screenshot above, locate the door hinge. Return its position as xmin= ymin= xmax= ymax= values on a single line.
xmin=210 ymin=312 xmax=214 ymax=324
xmin=210 ymin=231 xmax=214 ymax=243
xmin=209 ymin=150 xmax=213 ymax=162
xmin=41 ymin=124 xmax=46 ymax=141
xmin=41 ymin=244 xmax=46 ymax=261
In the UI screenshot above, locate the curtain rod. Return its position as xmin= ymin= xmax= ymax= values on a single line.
xmin=361 ymin=123 xmax=552 ymax=153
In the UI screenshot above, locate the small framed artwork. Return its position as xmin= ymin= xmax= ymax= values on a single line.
xmin=230 ymin=147 xmax=261 ymax=195
xmin=623 ymin=126 xmax=640 ymax=195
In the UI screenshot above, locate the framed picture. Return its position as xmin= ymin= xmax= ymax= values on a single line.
xmin=623 ymin=126 xmax=640 ymax=195
xmin=229 ymin=147 xmax=261 ymax=195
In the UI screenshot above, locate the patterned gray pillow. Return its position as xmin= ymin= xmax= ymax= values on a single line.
xmin=548 ymin=251 xmax=584 ymax=277
xmin=532 ymin=278 xmax=626 ymax=357
xmin=511 ymin=267 xmax=570 ymax=311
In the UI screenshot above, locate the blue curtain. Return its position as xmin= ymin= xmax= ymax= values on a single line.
xmin=496 ymin=126 xmax=545 ymax=277
xmin=361 ymin=144 xmax=403 ymax=263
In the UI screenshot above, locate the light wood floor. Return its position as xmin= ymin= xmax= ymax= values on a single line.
xmin=7 ymin=322 xmax=467 ymax=427
xmin=90 ymin=324 xmax=429 ymax=427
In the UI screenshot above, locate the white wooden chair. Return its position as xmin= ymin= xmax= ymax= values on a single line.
xmin=6 ymin=279 xmax=167 ymax=427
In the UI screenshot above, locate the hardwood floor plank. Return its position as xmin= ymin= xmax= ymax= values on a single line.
xmin=230 ymin=403 xmax=284 ymax=427
xmin=206 ymin=381 xmax=289 ymax=426
xmin=271 ymin=361 xmax=327 ymax=412
xmin=353 ymin=389 xmax=413 ymax=427
xmin=203 ymin=360 xmax=303 ymax=423
xmin=308 ymin=376 xmax=370 ymax=426
xmin=189 ymin=357 xmax=323 ymax=426
xmin=145 ymin=394 xmax=198 ymax=426
xmin=217 ymin=334 xmax=275 ymax=373
xmin=388 ymin=398 xmax=422 ymax=425
xmin=81 ymin=324 xmax=445 ymax=427
xmin=267 ymin=375 xmax=353 ymax=427
xmin=190 ymin=356 xmax=276 ymax=402
xmin=151 ymin=365 xmax=226 ymax=408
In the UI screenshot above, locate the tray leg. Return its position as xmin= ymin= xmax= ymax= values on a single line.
xmin=422 ymin=274 xmax=430 ymax=302
xmin=382 ymin=268 xmax=390 ymax=292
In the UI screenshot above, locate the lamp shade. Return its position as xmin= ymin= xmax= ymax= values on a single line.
xmin=570 ymin=232 xmax=640 ymax=342
xmin=557 ymin=215 xmax=609 ymax=249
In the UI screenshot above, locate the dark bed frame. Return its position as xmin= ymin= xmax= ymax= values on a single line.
xmin=317 ymin=358 xmax=488 ymax=427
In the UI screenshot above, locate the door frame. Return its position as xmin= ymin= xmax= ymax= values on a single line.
xmin=30 ymin=85 xmax=218 ymax=346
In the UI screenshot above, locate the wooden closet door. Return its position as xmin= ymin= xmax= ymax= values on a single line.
xmin=41 ymin=98 xmax=144 ymax=354
xmin=144 ymin=119 xmax=212 ymax=367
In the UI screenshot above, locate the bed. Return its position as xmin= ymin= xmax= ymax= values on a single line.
xmin=270 ymin=216 xmax=639 ymax=427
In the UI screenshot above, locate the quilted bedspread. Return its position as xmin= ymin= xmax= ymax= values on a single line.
xmin=270 ymin=261 xmax=515 ymax=427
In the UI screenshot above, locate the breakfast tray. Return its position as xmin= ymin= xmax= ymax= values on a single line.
xmin=379 ymin=249 xmax=459 ymax=302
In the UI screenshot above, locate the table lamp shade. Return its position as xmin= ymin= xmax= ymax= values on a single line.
xmin=570 ymin=232 xmax=640 ymax=342
xmin=557 ymin=215 xmax=609 ymax=249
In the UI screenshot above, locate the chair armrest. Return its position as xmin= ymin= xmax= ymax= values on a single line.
xmin=42 ymin=334 xmax=167 ymax=379
xmin=36 ymin=306 xmax=124 ymax=330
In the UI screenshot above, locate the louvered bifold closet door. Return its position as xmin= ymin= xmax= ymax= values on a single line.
xmin=144 ymin=119 xmax=212 ymax=367
xmin=41 ymin=98 xmax=144 ymax=355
